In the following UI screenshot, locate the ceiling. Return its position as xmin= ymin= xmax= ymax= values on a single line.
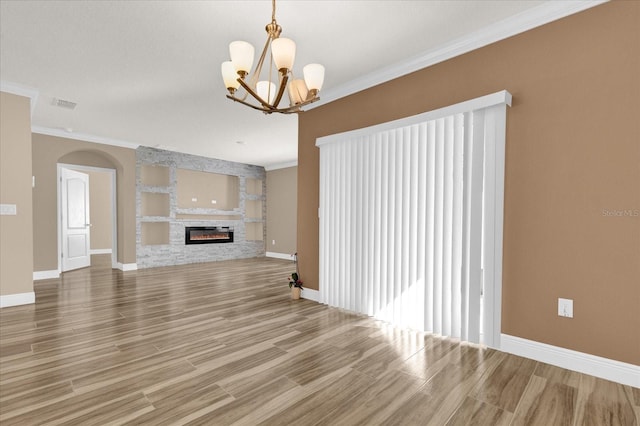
xmin=0 ymin=1 xmax=596 ymax=168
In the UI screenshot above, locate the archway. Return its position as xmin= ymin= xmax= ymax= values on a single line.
xmin=57 ymin=150 xmax=121 ymax=271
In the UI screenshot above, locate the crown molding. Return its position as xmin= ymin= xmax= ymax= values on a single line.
xmin=1 ymin=80 xmax=40 ymax=118
xmin=313 ymin=0 xmax=608 ymax=108
xmin=264 ymin=160 xmax=298 ymax=171
xmin=32 ymin=125 xmax=140 ymax=150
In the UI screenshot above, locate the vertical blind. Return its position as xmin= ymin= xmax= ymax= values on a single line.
xmin=317 ymin=91 xmax=511 ymax=345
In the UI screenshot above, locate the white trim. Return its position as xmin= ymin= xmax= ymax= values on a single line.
xmin=312 ymin=1 xmax=607 ymax=108
xmin=479 ymin=104 xmax=508 ymax=349
xmin=116 ymin=263 xmax=138 ymax=272
xmin=0 ymin=292 xmax=35 ymax=308
xmin=33 ymin=125 xmax=140 ymax=150
xmin=33 ymin=270 xmax=60 ymax=280
xmin=0 ymin=80 xmax=39 ymax=117
xmin=316 ymin=91 xmax=512 ymax=148
xmin=264 ymin=161 xmax=297 ymax=171
xmin=90 ymin=249 xmax=112 ymax=255
xmin=301 ymin=288 xmax=320 ymax=303
xmin=501 ymin=334 xmax=640 ymax=388
xmin=266 ymin=252 xmax=295 ymax=260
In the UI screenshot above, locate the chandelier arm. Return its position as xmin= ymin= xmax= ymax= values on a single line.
xmin=276 ymin=97 xmax=320 ymax=112
xmin=226 ymin=94 xmax=274 ymax=113
xmin=269 ymin=96 xmax=320 ymax=114
xmin=227 ymin=93 xmax=320 ymax=115
xmin=272 ymin=74 xmax=289 ymax=108
xmin=237 ymin=78 xmax=276 ymax=110
xmin=249 ymin=37 xmax=273 ymax=90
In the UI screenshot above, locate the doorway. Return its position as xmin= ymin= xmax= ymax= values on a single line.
xmin=57 ymin=164 xmax=117 ymax=272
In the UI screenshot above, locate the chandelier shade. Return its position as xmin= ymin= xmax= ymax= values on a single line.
xmin=229 ymin=41 xmax=254 ymax=75
xmin=303 ymin=64 xmax=325 ymax=92
xmin=220 ymin=0 xmax=324 ymax=114
xmin=257 ymin=81 xmax=277 ymax=104
xmin=271 ymin=38 xmax=296 ymax=72
xmin=221 ymin=61 xmax=240 ymax=93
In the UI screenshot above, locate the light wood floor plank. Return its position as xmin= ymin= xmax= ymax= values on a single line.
xmin=0 ymin=255 xmax=636 ymax=425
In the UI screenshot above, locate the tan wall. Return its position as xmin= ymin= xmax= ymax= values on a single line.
xmin=176 ymin=169 xmax=239 ymax=210
xmin=298 ymin=2 xmax=639 ymax=365
xmin=32 ymin=134 xmax=136 ymax=270
xmin=0 ymin=92 xmax=33 ymax=297
xmin=267 ymin=166 xmax=297 ymax=255
xmin=86 ymin=170 xmax=113 ymax=250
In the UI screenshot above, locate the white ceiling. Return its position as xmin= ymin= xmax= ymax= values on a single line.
xmin=0 ymin=1 xmax=599 ymax=168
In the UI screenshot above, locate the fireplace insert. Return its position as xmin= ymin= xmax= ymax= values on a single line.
xmin=185 ymin=226 xmax=234 ymax=244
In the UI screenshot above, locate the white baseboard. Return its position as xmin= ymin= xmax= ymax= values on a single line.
xmin=90 ymin=248 xmax=112 ymax=255
xmin=116 ymin=262 xmax=138 ymax=272
xmin=501 ymin=334 xmax=640 ymax=388
xmin=301 ymin=288 xmax=320 ymax=302
xmin=33 ymin=270 xmax=60 ymax=280
xmin=0 ymin=292 xmax=35 ymax=308
xmin=266 ymin=252 xmax=294 ymax=260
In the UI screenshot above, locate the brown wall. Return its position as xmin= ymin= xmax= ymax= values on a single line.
xmin=266 ymin=166 xmax=297 ymax=255
xmin=32 ymin=134 xmax=137 ymax=270
xmin=0 ymin=92 xmax=33 ymax=297
xmin=86 ymin=170 xmax=113 ymax=250
xmin=297 ymin=2 xmax=639 ymax=365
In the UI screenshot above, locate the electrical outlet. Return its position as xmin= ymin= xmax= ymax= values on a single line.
xmin=558 ymin=298 xmax=573 ymax=318
xmin=272 ymin=240 xmax=276 ymax=245
xmin=191 ymin=197 xmax=197 ymax=202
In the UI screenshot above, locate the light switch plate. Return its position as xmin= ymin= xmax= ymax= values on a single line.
xmin=558 ymin=298 xmax=573 ymax=318
xmin=0 ymin=204 xmax=17 ymax=215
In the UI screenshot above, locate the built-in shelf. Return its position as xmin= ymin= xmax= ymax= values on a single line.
xmin=140 ymin=216 xmax=171 ymax=222
xmin=139 ymin=185 xmax=170 ymax=193
xmin=175 ymin=214 xmax=239 ymax=221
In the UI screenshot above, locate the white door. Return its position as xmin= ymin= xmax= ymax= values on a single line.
xmin=61 ymin=168 xmax=91 ymax=271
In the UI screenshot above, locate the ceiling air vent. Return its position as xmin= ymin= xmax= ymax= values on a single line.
xmin=52 ymin=98 xmax=77 ymax=110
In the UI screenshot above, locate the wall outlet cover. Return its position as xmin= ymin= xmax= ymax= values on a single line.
xmin=558 ymin=298 xmax=574 ymax=318
xmin=0 ymin=204 xmax=17 ymax=215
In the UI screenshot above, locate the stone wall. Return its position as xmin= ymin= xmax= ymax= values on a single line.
xmin=136 ymin=147 xmax=266 ymax=269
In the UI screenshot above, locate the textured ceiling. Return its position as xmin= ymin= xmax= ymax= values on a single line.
xmin=1 ymin=0 xmax=588 ymax=167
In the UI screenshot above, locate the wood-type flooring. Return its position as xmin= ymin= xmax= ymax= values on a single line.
xmin=1 ymin=255 xmax=638 ymax=425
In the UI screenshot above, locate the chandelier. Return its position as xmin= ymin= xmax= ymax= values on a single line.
xmin=221 ymin=0 xmax=325 ymax=114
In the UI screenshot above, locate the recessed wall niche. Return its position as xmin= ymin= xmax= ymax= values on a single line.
xmin=141 ymin=222 xmax=170 ymax=245
xmin=245 ymin=200 xmax=263 ymax=219
xmin=141 ymin=192 xmax=170 ymax=217
xmin=141 ymin=165 xmax=170 ymax=187
xmin=246 ymin=178 xmax=263 ymax=196
xmin=246 ymin=222 xmax=264 ymax=241
xmin=176 ymin=168 xmax=239 ymax=210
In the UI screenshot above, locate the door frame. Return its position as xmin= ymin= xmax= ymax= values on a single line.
xmin=57 ymin=163 xmax=118 ymax=272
